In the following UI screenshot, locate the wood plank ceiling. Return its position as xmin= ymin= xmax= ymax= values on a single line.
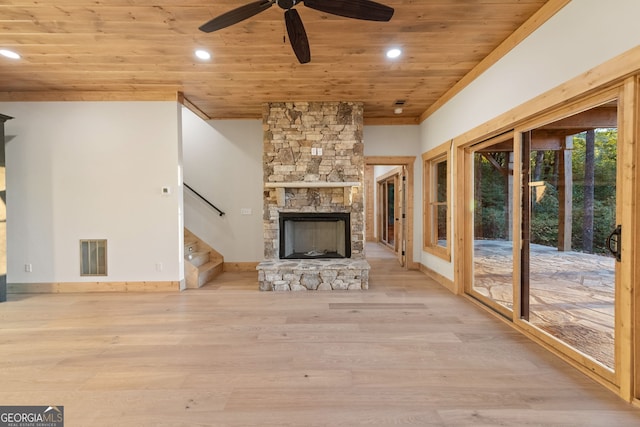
xmin=0 ymin=0 xmax=549 ymax=123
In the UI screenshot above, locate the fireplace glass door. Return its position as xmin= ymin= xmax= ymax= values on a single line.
xmin=279 ymin=213 xmax=351 ymax=259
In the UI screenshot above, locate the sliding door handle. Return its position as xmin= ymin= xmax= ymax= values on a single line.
xmin=606 ymin=225 xmax=622 ymax=262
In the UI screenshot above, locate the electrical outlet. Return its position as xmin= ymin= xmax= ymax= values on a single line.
xmin=311 ymin=147 xmax=317 ymax=155
xmin=25 ymin=263 xmax=32 ymax=272
xmin=155 ymin=262 xmax=163 ymax=272
xmin=240 ymin=208 xmax=252 ymax=215
xmin=317 ymin=147 xmax=323 ymax=156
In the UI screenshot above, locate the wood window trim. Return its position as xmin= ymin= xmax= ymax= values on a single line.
xmin=422 ymin=143 xmax=451 ymax=261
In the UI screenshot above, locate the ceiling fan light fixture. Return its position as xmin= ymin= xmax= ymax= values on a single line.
xmin=195 ymin=49 xmax=212 ymax=60
xmin=0 ymin=49 xmax=20 ymax=60
xmin=386 ymin=48 xmax=401 ymax=59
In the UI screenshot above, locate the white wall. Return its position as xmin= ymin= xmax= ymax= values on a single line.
xmin=1 ymin=101 xmax=183 ymax=284
xmin=364 ymin=125 xmax=422 ymax=263
xmin=374 ymin=165 xmax=398 ymax=176
xmin=420 ymin=0 xmax=640 ymax=280
xmin=181 ymin=110 xmax=264 ymax=262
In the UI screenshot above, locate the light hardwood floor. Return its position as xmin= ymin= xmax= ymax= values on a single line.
xmin=1 ymin=243 xmax=639 ymax=426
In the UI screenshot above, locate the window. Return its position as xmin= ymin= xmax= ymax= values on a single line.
xmin=423 ymin=144 xmax=451 ymax=260
xmin=80 ymin=239 xmax=107 ymax=276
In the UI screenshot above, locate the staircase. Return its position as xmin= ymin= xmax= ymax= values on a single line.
xmin=184 ymin=228 xmax=224 ymax=288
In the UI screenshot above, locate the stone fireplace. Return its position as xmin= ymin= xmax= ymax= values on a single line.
xmin=257 ymin=101 xmax=370 ymax=291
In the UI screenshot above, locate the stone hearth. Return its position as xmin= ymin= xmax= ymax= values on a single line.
xmin=257 ymin=101 xmax=370 ymax=291
xmin=258 ymin=259 xmax=370 ymax=291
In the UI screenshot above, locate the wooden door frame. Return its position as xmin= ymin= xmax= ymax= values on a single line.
xmin=365 ymin=156 xmax=417 ymax=269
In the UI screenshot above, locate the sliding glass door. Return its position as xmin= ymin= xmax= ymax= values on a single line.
xmin=521 ymin=100 xmax=619 ymax=373
xmin=458 ymin=78 xmax=640 ymax=400
xmin=467 ymin=133 xmax=516 ymax=317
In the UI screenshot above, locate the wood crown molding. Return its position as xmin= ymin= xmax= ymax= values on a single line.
xmin=419 ymin=0 xmax=572 ymax=123
xmin=0 ymin=91 xmax=178 ymax=102
xmin=177 ymin=92 xmax=211 ymax=121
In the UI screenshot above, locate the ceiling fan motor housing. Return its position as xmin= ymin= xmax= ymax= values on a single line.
xmin=277 ymin=0 xmax=297 ymax=10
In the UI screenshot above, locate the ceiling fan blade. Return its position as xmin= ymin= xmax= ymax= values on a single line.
xmin=285 ymin=9 xmax=311 ymax=64
xmin=303 ymin=0 xmax=394 ymax=22
xmin=199 ymin=0 xmax=273 ymax=33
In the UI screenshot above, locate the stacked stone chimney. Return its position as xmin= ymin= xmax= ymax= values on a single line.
xmin=262 ymin=101 xmax=365 ymax=260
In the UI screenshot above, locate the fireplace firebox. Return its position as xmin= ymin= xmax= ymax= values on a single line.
xmin=279 ymin=212 xmax=351 ymax=259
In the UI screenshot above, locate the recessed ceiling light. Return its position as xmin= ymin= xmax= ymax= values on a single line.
xmin=195 ymin=49 xmax=211 ymax=60
xmin=386 ymin=48 xmax=402 ymax=59
xmin=394 ymin=100 xmax=405 ymax=114
xmin=0 ymin=49 xmax=20 ymax=60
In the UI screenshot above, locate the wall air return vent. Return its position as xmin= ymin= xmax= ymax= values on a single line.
xmin=80 ymin=239 xmax=107 ymax=276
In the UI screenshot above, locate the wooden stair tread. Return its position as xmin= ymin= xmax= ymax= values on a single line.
xmin=198 ymin=260 xmax=223 ymax=272
xmin=186 ymin=250 xmax=208 ymax=258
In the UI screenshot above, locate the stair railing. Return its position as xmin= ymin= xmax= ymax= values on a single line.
xmin=184 ymin=183 xmax=225 ymax=216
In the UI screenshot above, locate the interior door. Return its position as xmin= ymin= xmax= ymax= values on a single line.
xmin=378 ymin=176 xmax=396 ymax=249
xmin=396 ymin=167 xmax=406 ymax=267
xmin=376 ymin=166 xmax=408 ymax=266
xmin=386 ymin=179 xmax=395 ymax=248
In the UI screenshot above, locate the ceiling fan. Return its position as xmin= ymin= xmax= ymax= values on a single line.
xmin=198 ymin=0 xmax=394 ymax=64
